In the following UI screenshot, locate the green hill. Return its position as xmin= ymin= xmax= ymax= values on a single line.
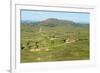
xmin=21 ymin=18 xmax=89 ymax=63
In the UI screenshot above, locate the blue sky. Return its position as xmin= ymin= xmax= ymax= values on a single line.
xmin=21 ymin=10 xmax=90 ymax=23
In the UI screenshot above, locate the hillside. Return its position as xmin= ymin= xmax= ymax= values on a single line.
xmin=21 ymin=18 xmax=89 ymax=63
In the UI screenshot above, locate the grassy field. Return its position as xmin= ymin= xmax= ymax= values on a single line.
xmin=21 ymin=19 xmax=89 ymax=63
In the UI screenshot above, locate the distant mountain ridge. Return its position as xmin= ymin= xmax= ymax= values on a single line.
xmin=21 ymin=18 xmax=89 ymax=28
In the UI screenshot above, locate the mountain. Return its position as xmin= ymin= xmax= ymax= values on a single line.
xmin=21 ymin=18 xmax=89 ymax=33
xmin=21 ymin=18 xmax=89 ymax=27
xmin=37 ymin=18 xmax=75 ymax=27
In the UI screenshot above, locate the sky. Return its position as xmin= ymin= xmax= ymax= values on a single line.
xmin=21 ymin=10 xmax=90 ymax=23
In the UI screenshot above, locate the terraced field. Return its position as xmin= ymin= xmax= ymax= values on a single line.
xmin=21 ymin=18 xmax=89 ymax=63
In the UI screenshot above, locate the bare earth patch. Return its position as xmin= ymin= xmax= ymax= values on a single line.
xmin=65 ymin=38 xmax=77 ymax=44
xmin=36 ymin=57 xmax=41 ymax=60
xmin=30 ymin=48 xmax=50 ymax=52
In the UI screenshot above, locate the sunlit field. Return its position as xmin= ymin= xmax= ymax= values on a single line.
xmin=21 ymin=10 xmax=89 ymax=63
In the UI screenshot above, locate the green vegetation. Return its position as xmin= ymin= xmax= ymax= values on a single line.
xmin=21 ymin=18 xmax=89 ymax=63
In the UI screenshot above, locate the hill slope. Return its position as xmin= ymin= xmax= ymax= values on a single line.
xmin=21 ymin=18 xmax=89 ymax=63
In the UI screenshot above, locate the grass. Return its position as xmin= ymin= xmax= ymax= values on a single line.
xmin=21 ymin=22 xmax=89 ymax=63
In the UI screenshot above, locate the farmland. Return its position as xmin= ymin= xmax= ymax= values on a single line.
xmin=21 ymin=18 xmax=89 ymax=63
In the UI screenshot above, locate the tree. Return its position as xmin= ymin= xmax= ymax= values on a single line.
xmin=27 ymin=41 xmax=33 ymax=49
xmin=35 ymin=41 xmax=39 ymax=48
xmin=27 ymin=40 xmax=32 ymax=46
xmin=21 ymin=43 xmax=25 ymax=50
xmin=63 ymin=39 xmax=66 ymax=43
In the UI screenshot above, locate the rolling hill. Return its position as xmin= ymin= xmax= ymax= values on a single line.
xmin=21 ymin=18 xmax=89 ymax=63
